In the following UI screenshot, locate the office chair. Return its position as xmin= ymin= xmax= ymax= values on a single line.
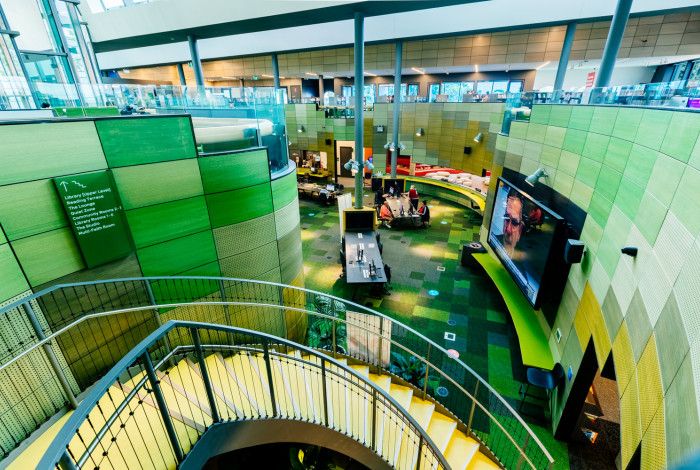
xmin=519 ymin=363 xmax=565 ymax=413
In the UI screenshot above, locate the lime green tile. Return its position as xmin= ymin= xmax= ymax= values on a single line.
xmin=612 ymin=108 xmax=644 ymax=141
xmin=544 ymin=126 xmax=566 ymax=148
xmin=635 ymin=109 xmax=672 ymax=151
xmin=0 ymin=179 xmax=68 ymax=241
xmin=614 ymin=177 xmax=644 ymax=221
xmin=509 ymin=121 xmax=528 ymax=139
xmin=597 ymin=234 xmax=622 ymax=278
xmin=589 ymin=193 xmax=613 ymax=227
xmin=647 ymin=153 xmax=685 ymax=207
xmin=198 ymin=149 xmax=270 ymax=193
xmin=137 ymin=230 xmax=217 ymax=276
xmin=690 ymin=134 xmax=700 ymax=171
xmin=570 ymin=180 xmax=594 ymax=210
xmin=530 ymin=105 xmax=551 ymax=124
xmin=553 ymin=171 xmax=574 ymax=197
xmin=13 ymin=228 xmax=84 ymax=286
xmin=669 ymin=166 xmax=700 ymax=235
xmin=576 ymin=157 xmax=602 ymax=187
xmin=126 ymin=196 xmax=211 ymax=249
xmin=558 ymin=150 xmax=580 ymax=176
xmin=595 ymin=167 xmax=622 ymax=202
xmin=413 ymin=306 xmax=449 ymax=322
xmin=583 ymin=133 xmax=610 ymax=162
xmin=660 ymin=111 xmax=700 ymax=163
xmin=526 ymin=123 xmax=547 ymax=143
xmin=623 ymin=144 xmax=657 ymax=189
xmin=563 ymin=128 xmax=587 ymax=154
xmin=590 ymin=107 xmax=619 ymax=135
xmin=569 ymin=106 xmax=594 ymax=131
xmin=540 ymin=144 xmax=562 ymax=168
xmin=0 ymin=244 xmax=29 ymax=301
xmin=549 ymin=106 xmax=573 ymax=128
xmin=604 ymin=137 xmax=633 ymax=173
xmin=206 ymin=184 xmax=274 ymax=227
xmin=271 ymin=171 xmax=298 ymax=210
xmin=635 ymin=193 xmax=668 ymax=245
xmin=112 ymin=159 xmax=203 ymax=210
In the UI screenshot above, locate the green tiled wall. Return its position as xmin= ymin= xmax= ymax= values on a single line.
xmin=285 ymin=103 xmax=503 ymax=177
xmin=487 ymin=105 xmax=700 ymax=469
xmin=198 ymin=149 xmax=270 ymax=192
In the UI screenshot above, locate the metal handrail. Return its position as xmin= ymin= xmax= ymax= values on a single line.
xmin=39 ymin=320 xmax=450 ymax=470
xmin=0 ymin=276 xmax=554 ymax=468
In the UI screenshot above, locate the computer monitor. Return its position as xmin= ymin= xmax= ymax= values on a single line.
xmin=344 ymin=210 xmax=375 ymax=232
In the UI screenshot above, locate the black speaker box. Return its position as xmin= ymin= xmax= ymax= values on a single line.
xmin=564 ymin=239 xmax=585 ymax=264
xmin=461 ymin=242 xmax=487 ymax=268
xmin=463 ymin=146 xmax=472 ymax=155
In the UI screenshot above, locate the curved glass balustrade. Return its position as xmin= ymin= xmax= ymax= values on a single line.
xmin=0 ymin=277 xmax=554 ymax=469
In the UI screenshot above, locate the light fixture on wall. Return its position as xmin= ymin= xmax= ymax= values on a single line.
xmin=297 ymin=125 xmax=305 ymax=133
xmin=383 ymin=141 xmax=406 ymax=152
xmin=525 ymin=168 xmax=549 ymax=186
xmin=343 ymin=160 xmax=373 ymax=171
xmin=473 ymin=132 xmax=483 ymax=144
xmin=621 ymin=246 xmax=638 ymax=257
xmin=415 ymin=128 xmax=425 ymax=137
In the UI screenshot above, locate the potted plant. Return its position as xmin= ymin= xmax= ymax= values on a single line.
xmin=389 ymin=352 xmax=440 ymax=395
xmin=307 ymin=295 xmax=347 ymax=354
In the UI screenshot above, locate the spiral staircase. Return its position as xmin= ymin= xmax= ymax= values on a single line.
xmin=0 ymin=278 xmax=554 ymax=469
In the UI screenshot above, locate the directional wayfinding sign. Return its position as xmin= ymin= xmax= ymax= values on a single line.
xmin=54 ymin=171 xmax=132 ymax=268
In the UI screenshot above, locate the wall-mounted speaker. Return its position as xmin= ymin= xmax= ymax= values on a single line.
xmin=325 ymin=138 xmax=332 ymax=145
xmin=564 ymin=239 xmax=585 ymax=264
xmin=463 ymin=146 xmax=472 ymax=155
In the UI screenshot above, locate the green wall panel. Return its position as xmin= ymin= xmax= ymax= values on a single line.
xmin=96 ymin=117 xmax=196 ymax=167
xmin=0 ymin=121 xmax=106 ymax=186
xmin=198 ymin=149 xmax=270 ymax=193
xmin=660 ymin=111 xmax=700 ymax=163
xmin=635 ymin=110 xmax=672 ymax=151
xmin=126 ymin=196 xmax=210 ymax=249
xmin=271 ymin=172 xmax=297 ymax=211
xmin=206 ymin=184 xmax=273 ymax=228
xmin=219 ymin=242 xmax=280 ymax=279
xmin=13 ymin=228 xmax=84 ymax=286
xmin=212 ymin=214 xmax=277 ymax=259
xmin=0 ymin=244 xmax=29 ymax=302
xmin=137 ymin=230 xmax=217 ymax=276
xmin=0 ymin=180 xmax=67 ymax=241
xmin=278 ymin=226 xmax=303 ymax=284
xmin=112 ymin=159 xmax=203 ymax=209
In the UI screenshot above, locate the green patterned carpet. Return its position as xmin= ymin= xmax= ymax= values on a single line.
xmin=299 ymin=192 xmax=571 ymax=469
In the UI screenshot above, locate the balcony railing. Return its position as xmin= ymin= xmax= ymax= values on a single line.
xmin=0 ymin=277 xmax=554 ymax=469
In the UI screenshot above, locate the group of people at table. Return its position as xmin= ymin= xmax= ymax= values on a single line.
xmin=376 ymin=184 xmax=431 ymax=228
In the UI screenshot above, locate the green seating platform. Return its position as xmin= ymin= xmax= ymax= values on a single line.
xmin=399 ymin=176 xmax=486 ymax=213
xmin=473 ymin=253 xmax=554 ymax=370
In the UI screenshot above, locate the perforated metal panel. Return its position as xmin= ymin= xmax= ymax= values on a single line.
xmin=219 ymin=242 xmax=280 ymax=279
xmin=274 ymin=198 xmax=300 ymax=239
xmin=620 ymin=369 xmax=642 ymax=468
xmin=642 ymin=406 xmax=666 ymax=470
xmin=654 ymin=212 xmax=694 ymax=286
xmin=637 ymin=335 xmax=663 ymax=433
xmin=674 ymin=238 xmax=700 ymax=346
xmin=637 ymin=251 xmax=672 ymax=327
xmin=213 ymin=213 xmax=276 ymax=259
xmin=613 ymin=322 xmax=635 ymax=397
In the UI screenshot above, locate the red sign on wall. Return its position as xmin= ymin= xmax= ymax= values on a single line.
xmin=586 ymin=71 xmax=596 ymax=88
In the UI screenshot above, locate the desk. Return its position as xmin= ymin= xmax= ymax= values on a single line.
xmin=344 ymin=232 xmax=387 ymax=284
xmin=385 ymin=195 xmax=422 ymax=228
xmin=297 ymin=167 xmax=331 ymax=181
xmin=298 ymin=182 xmax=338 ymax=205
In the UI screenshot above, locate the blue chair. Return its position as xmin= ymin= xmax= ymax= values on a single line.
xmin=519 ymin=363 xmax=565 ymax=412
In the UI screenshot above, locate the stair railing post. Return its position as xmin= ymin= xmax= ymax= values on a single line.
xmin=467 ymin=381 xmax=479 ymax=433
xmin=191 ymin=327 xmax=220 ymax=423
xmin=218 ymin=279 xmax=232 ymax=326
xmin=22 ymin=302 xmax=78 ymax=409
xmin=371 ymin=388 xmax=378 ymax=452
xmin=143 ymin=350 xmax=184 ymax=463
xmin=145 ymin=279 xmax=173 ymax=361
xmin=321 ymin=358 xmax=329 ymax=427
xmin=377 ymin=317 xmax=384 ymax=368
xmin=59 ymin=449 xmax=79 ymax=470
xmin=262 ymin=340 xmax=278 ymax=416
xmin=422 ymin=344 xmax=431 ymax=399
xmin=516 ymin=434 xmax=530 ymax=470
xmin=332 ymin=316 xmax=337 ymax=359
xmin=415 ymin=434 xmax=424 ymax=470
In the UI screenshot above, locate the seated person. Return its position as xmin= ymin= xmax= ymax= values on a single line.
xmin=374 ymin=188 xmax=385 ymax=209
xmin=379 ymin=201 xmax=394 ymax=228
xmin=418 ymin=200 xmax=430 ymax=226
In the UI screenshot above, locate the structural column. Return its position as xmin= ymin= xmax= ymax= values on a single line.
xmin=553 ymin=22 xmax=577 ymax=91
xmin=390 ymin=40 xmax=403 ymax=178
xmin=353 ymin=12 xmax=365 ymax=209
xmin=271 ymin=53 xmax=280 ymax=89
xmin=594 ymin=0 xmax=633 ymax=88
xmin=187 ymin=34 xmax=205 ymax=87
xmin=318 ymin=74 xmax=325 ymax=105
xmin=177 ymin=63 xmax=187 ymax=86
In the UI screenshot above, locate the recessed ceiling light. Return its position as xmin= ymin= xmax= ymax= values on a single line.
xmin=474 ymin=64 xmax=479 ymax=73
xmin=411 ymin=67 xmax=425 ymax=74
xmin=536 ymin=61 xmax=552 ymax=70
xmin=364 ymin=71 xmax=377 ymax=76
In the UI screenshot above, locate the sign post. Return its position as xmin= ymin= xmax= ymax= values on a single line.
xmin=54 ymin=171 xmax=132 ymax=268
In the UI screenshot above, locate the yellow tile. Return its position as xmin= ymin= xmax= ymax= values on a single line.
xmin=620 ymin=370 xmax=642 ymax=468
xmin=613 ymin=322 xmax=635 ymax=394
xmin=637 ymin=335 xmax=663 ymax=433
xmin=642 ymin=405 xmax=666 ymax=470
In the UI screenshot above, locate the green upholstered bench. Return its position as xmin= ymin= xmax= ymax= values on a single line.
xmin=397 ymin=176 xmax=486 ymax=214
xmin=472 ymin=253 xmax=554 ymax=370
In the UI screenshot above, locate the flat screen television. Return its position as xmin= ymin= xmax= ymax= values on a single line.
xmin=488 ymin=178 xmax=565 ymax=308
xmin=344 ymin=210 xmax=375 ymax=232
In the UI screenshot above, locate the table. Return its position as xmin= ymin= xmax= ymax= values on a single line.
xmin=385 ymin=195 xmax=422 ymax=228
xmin=344 ymin=231 xmax=387 ymax=284
xmin=298 ymin=182 xmax=338 ymax=205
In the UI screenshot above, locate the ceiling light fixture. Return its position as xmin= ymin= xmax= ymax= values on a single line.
xmin=364 ymin=71 xmax=377 ymax=77
xmin=305 ymin=72 xmax=317 ymax=76
xmin=525 ymin=168 xmax=549 ymax=186
xmin=536 ymin=61 xmax=552 ymax=70
xmin=411 ymin=67 xmax=425 ymax=74
xmin=415 ymin=128 xmax=425 ymax=137
xmin=474 ymin=64 xmax=479 ymax=73
xmin=473 ymin=132 xmax=483 ymax=144
xmin=262 ymin=74 xmax=273 ymax=78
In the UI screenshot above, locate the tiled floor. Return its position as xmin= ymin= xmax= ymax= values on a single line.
xmin=298 ymin=191 xmax=573 ymax=469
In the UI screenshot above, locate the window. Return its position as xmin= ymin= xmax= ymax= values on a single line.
xmin=492 ymin=81 xmax=509 ymax=94
xmin=508 ymin=81 xmax=524 ymax=93
xmin=686 ymin=60 xmax=700 ymax=83
xmin=428 ymin=83 xmax=440 ymax=102
xmin=441 ymin=81 xmax=462 ymax=102
xmin=0 ymin=33 xmax=33 ymax=109
xmin=341 ymin=85 xmax=353 ymax=97
xmin=406 ymin=83 xmax=419 ymax=96
xmin=0 ymin=0 xmax=62 ymax=53
xmin=363 ymin=84 xmax=375 ymax=105
xmin=476 ymin=81 xmax=493 ymax=94
xmin=378 ymin=84 xmax=394 ymax=96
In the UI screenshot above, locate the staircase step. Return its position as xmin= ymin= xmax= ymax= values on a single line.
xmin=389 ymin=384 xmax=413 ymax=410
xmin=369 ymin=373 xmax=391 ymax=392
xmin=203 ymin=353 xmax=255 ymax=420
xmin=427 ymin=412 xmax=457 ymax=453
xmin=408 ymin=397 xmax=435 ymax=430
xmin=350 ymin=364 xmax=370 ymax=376
xmin=396 ymin=397 xmax=436 ymax=469
xmin=467 ymin=451 xmax=501 ymax=470
xmin=445 ymin=432 xmax=480 ymax=470
xmin=222 ymin=353 xmax=273 ymax=417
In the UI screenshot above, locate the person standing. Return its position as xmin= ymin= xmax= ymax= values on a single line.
xmin=408 ymin=185 xmax=419 ymax=210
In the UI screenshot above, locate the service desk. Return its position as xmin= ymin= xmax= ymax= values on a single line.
xmin=385 ymin=195 xmax=422 ymax=228
xmin=344 ymin=232 xmax=387 ymax=284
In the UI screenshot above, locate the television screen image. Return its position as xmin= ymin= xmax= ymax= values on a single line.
xmin=488 ymin=178 xmax=563 ymax=307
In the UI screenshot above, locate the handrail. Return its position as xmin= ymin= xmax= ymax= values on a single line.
xmin=0 ymin=276 xmax=554 ymax=468
xmin=39 ymin=320 xmax=450 ymax=470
